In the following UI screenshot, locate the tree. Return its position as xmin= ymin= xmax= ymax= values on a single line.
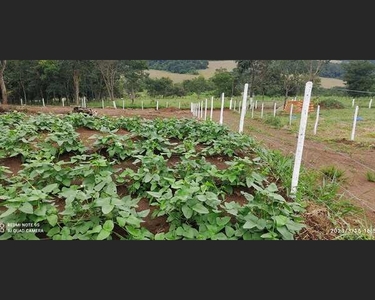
xmin=270 ymin=60 xmax=306 ymax=107
xmin=96 ymin=60 xmax=121 ymax=101
xmin=121 ymin=60 xmax=148 ymax=103
xmin=303 ymin=60 xmax=330 ymax=83
xmin=0 ymin=60 xmax=8 ymax=104
xmin=236 ymin=60 xmax=270 ymax=96
xmin=210 ymin=68 xmax=234 ymax=97
xmin=182 ymin=76 xmax=211 ymax=97
xmin=146 ymin=77 xmax=175 ymax=97
xmin=61 ymin=60 xmax=91 ymax=105
xmin=342 ymin=60 xmax=375 ymax=96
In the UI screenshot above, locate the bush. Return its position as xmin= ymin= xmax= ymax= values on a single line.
xmin=264 ymin=116 xmax=282 ymax=128
xmin=317 ymin=98 xmax=345 ymax=109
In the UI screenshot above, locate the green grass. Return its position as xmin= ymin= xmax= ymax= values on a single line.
xmin=320 ymin=165 xmax=346 ymax=183
xmin=366 ymin=171 xmax=375 ymax=182
xmin=243 ymin=96 xmax=375 ymax=147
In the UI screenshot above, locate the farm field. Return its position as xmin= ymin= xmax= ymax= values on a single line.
xmin=146 ymin=60 xmax=237 ymax=82
xmin=0 ymin=98 xmax=375 ymax=239
xmin=0 ymin=108 xmax=307 ymax=240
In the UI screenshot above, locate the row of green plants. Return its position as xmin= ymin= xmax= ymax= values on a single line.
xmin=0 ymin=111 xmax=354 ymax=240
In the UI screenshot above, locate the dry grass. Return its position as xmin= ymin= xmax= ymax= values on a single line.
xmin=146 ymin=70 xmax=196 ymax=83
xmin=146 ymin=60 xmax=237 ymax=83
xmin=320 ymin=77 xmax=345 ymax=88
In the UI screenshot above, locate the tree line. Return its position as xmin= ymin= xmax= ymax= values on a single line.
xmin=1 ymin=60 xmax=372 ymax=105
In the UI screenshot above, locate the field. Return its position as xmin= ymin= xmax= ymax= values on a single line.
xmin=146 ymin=60 xmax=345 ymax=89
xmin=0 ymin=108 xmax=307 ymax=240
xmin=146 ymin=60 xmax=237 ymax=82
xmin=319 ymin=77 xmax=345 ymax=88
xmin=1 ymin=100 xmax=374 ymax=240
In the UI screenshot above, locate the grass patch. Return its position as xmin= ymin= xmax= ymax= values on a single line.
xmin=320 ymin=165 xmax=346 ymax=183
xmin=316 ymin=98 xmax=345 ymax=109
xmin=366 ymin=171 xmax=375 ymax=182
xmin=263 ymin=116 xmax=283 ymax=129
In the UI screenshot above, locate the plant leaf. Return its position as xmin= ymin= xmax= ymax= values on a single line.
xmin=0 ymin=207 xmax=17 ymax=218
xmin=225 ymin=226 xmax=235 ymax=237
xmin=243 ymin=219 xmax=257 ymax=229
xmin=216 ymin=216 xmax=231 ymax=227
xmin=102 ymin=204 xmax=114 ymax=214
xmin=116 ymin=217 xmax=126 ymax=227
xmin=273 ymin=215 xmax=289 ymax=227
xmin=192 ymin=203 xmax=209 ymax=214
xmin=277 ymin=226 xmax=294 ymax=240
xmin=97 ymin=230 xmax=111 ymax=240
xmin=19 ymin=202 xmax=33 ymax=214
xmin=182 ymin=205 xmax=193 ymax=219
xmin=47 ymin=215 xmax=58 ymax=226
xmin=42 ymin=183 xmax=59 ymax=194
xmin=47 ymin=226 xmax=60 ymax=237
xmin=103 ymin=220 xmax=114 ymax=232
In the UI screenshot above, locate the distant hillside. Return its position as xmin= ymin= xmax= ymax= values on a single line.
xmin=147 ymin=60 xmax=346 ymax=88
xmin=146 ymin=60 xmax=237 ymax=82
xmin=319 ymin=77 xmax=345 ymax=89
xmin=148 ymin=60 xmax=209 ymax=74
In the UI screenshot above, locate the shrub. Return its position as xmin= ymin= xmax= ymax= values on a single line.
xmin=317 ymin=98 xmax=345 ymax=109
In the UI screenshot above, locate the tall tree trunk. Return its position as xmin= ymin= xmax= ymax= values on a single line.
xmin=20 ymin=80 xmax=27 ymax=104
xmin=0 ymin=60 xmax=8 ymax=105
xmin=283 ymin=87 xmax=290 ymax=109
xmin=73 ymin=69 xmax=80 ymax=106
xmin=131 ymin=86 xmax=135 ymax=104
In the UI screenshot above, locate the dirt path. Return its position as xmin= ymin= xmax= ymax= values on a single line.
xmin=211 ymin=110 xmax=375 ymax=224
xmin=1 ymin=105 xmax=193 ymax=119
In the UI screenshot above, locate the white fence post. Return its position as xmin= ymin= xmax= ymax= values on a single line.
xmin=313 ymin=105 xmax=320 ymax=135
xmin=255 ymin=100 xmax=258 ymax=109
xmin=289 ymin=103 xmax=294 ymax=126
xmin=352 ymin=98 xmax=355 ymax=107
xmin=238 ymin=84 xmax=249 ymax=133
xmin=122 ymin=98 xmax=125 ymax=110
xmin=219 ymin=93 xmax=225 ymax=125
xmin=251 ymin=103 xmax=254 ymax=118
xmin=62 ymin=98 xmax=65 ymax=107
xmin=156 ymin=101 xmax=159 ymax=110
xmin=113 ymin=100 xmax=117 ymax=109
xmin=261 ymin=102 xmax=264 ymax=118
xmin=291 ymin=81 xmax=313 ymax=195
xmin=210 ymin=97 xmax=213 ymax=121
xmin=102 ymin=99 xmax=104 ymax=109
xmin=42 ymin=98 xmax=45 ymax=107
xmin=351 ymin=105 xmax=359 ymax=141
xmin=204 ymin=98 xmax=208 ymax=120
xmin=369 ymin=99 xmax=373 ymax=109
xmin=273 ymin=102 xmax=277 ymax=117
xmin=229 ymin=97 xmax=233 ymax=110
